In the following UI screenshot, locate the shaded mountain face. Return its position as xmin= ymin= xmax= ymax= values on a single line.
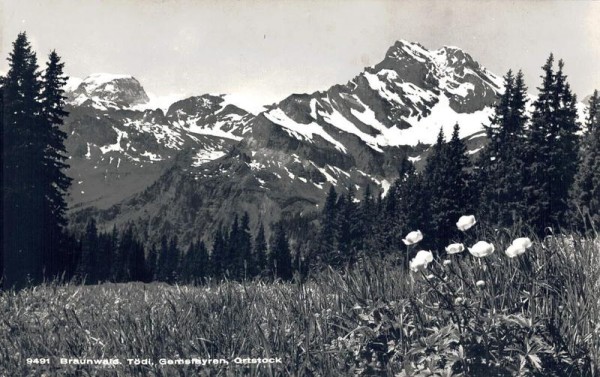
xmin=66 ymin=40 xmax=503 ymax=245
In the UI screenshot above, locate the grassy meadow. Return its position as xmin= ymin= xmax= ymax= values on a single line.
xmin=0 ymin=232 xmax=599 ymax=376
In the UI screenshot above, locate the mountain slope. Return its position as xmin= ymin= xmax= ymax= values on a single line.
xmin=67 ymin=40 xmax=504 ymax=245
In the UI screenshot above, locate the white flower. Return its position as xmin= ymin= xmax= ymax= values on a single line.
xmin=512 ymin=237 xmax=533 ymax=250
xmin=402 ymin=230 xmax=423 ymax=246
xmin=505 ymin=237 xmax=533 ymax=258
xmin=409 ymin=250 xmax=433 ymax=272
xmin=505 ymin=244 xmax=525 ymax=258
xmin=443 ymin=259 xmax=452 ymax=266
xmin=454 ymin=297 xmax=464 ymax=304
xmin=476 ymin=280 xmax=486 ymax=288
xmin=456 ymin=215 xmax=477 ymax=231
xmin=445 ymin=243 xmax=465 ymax=254
xmin=468 ymin=241 xmax=495 ymax=257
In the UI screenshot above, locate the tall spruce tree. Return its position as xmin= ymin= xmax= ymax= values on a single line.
xmin=422 ymin=128 xmax=449 ymax=248
xmin=114 ymin=226 xmax=135 ymax=282
xmin=196 ymin=241 xmax=209 ymax=282
xmin=270 ymin=224 xmax=292 ymax=281
xmin=447 ymin=124 xmax=475 ymax=215
xmin=40 ymin=50 xmax=72 ymax=277
xmin=2 ymin=33 xmax=45 ymax=287
xmin=253 ymin=223 xmax=268 ymax=277
xmin=422 ymin=125 xmax=472 ymax=249
xmin=210 ymin=227 xmax=226 ymax=279
xmin=226 ymin=215 xmax=240 ymax=279
xmin=76 ymin=218 xmax=99 ymax=283
xmin=479 ymin=70 xmax=529 ymax=226
xmin=108 ymin=225 xmax=119 ymax=281
xmin=569 ymin=90 xmax=600 ymax=230
xmin=238 ymin=213 xmax=253 ymax=280
xmin=342 ymin=188 xmax=362 ymax=264
xmin=394 ymin=156 xmax=426 ymax=234
xmin=370 ymin=181 xmax=401 ymax=256
xmin=317 ymin=185 xmax=339 ymax=266
xmin=524 ymin=56 xmax=580 ymax=232
xmin=354 ymin=185 xmax=374 ymax=253
xmin=128 ymin=238 xmax=146 ymax=282
xmin=335 ymin=193 xmax=352 ymax=265
xmin=146 ymin=243 xmax=158 ymax=282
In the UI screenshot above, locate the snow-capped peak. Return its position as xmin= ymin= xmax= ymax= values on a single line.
xmin=69 ymin=73 xmax=149 ymax=108
xmin=378 ymin=40 xmax=502 ymax=89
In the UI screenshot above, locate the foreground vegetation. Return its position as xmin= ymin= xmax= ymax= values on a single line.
xmin=1 ymin=230 xmax=598 ymax=376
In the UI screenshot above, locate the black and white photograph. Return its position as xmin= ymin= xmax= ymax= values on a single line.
xmin=1 ymin=0 xmax=599 ymax=375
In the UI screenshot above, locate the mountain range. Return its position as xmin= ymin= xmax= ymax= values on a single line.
xmin=62 ymin=40 xmax=585 ymax=245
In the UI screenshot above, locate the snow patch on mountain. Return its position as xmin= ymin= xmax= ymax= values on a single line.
xmin=100 ymin=128 xmax=127 ymax=154
xmin=393 ymin=39 xmax=430 ymax=63
xmin=317 ymin=90 xmax=491 ymax=148
xmin=264 ymin=108 xmax=347 ymax=152
xmin=140 ymin=151 xmax=163 ymax=162
xmin=123 ymin=119 xmax=185 ymax=150
xmin=192 ymin=148 xmax=227 ymax=167
xmin=363 ymin=70 xmax=406 ymax=106
xmin=315 ymin=166 xmax=338 ymax=185
xmin=185 ymin=121 xmax=243 ymax=141
xmin=320 ymin=107 xmax=384 ymax=152
xmin=401 ymin=95 xmax=493 ymax=145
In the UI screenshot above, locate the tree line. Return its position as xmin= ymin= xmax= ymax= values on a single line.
xmin=71 ymin=214 xmax=295 ymax=284
xmin=2 ymin=33 xmax=599 ymax=287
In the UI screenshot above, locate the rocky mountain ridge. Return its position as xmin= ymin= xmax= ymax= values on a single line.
xmin=64 ymin=40 xmax=511 ymax=244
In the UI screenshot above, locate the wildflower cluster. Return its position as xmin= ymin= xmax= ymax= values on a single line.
xmin=406 ymin=215 xmax=533 ymax=274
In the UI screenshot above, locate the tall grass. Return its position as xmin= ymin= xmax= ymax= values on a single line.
xmin=0 ymin=233 xmax=598 ymax=376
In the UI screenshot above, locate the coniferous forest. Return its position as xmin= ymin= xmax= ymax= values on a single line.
xmin=1 ymin=32 xmax=600 ymax=376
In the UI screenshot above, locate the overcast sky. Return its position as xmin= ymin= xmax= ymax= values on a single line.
xmin=1 ymin=0 xmax=599 ymax=110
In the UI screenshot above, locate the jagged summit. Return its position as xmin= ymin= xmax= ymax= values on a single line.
xmin=382 ymin=40 xmax=431 ymax=62
xmin=249 ymin=38 xmax=503 ymax=169
xmin=373 ymin=40 xmax=502 ymax=112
